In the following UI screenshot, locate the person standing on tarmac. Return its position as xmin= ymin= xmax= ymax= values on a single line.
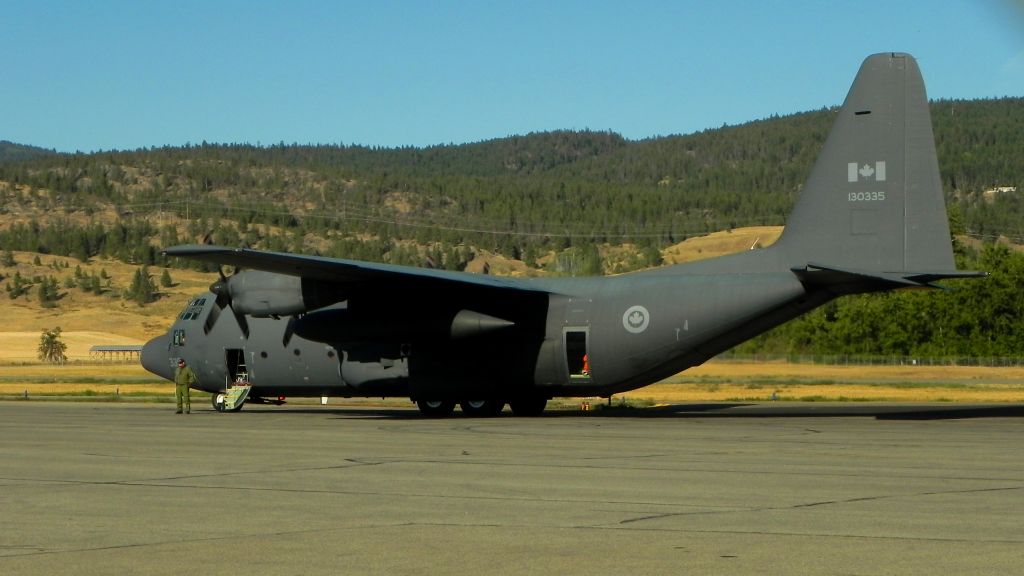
xmin=174 ymin=358 xmax=196 ymax=414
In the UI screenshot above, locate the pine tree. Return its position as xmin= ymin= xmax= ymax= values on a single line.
xmin=126 ymin=266 xmax=156 ymax=305
xmin=7 ymin=271 xmax=29 ymax=299
xmin=37 ymin=276 xmax=59 ymax=308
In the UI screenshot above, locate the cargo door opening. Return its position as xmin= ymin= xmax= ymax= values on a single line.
xmin=225 ymin=348 xmax=248 ymax=384
xmin=217 ymin=348 xmax=252 ymax=412
xmin=564 ymin=329 xmax=590 ymax=380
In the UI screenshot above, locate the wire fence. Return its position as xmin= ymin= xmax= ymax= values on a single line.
xmin=0 ymin=357 xmax=143 ymax=366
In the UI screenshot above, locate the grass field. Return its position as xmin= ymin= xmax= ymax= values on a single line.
xmin=2 ymin=359 xmax=1022 ymax=404
xmin=635 ymin=361 xmax=1024 ymax=403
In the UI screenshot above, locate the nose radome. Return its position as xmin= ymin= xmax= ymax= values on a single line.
xmin=141 ymin=334 xmax=173 ymax=380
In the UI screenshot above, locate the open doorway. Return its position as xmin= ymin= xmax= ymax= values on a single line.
xmin=564 ymin=328 xmax=590 ymax=379
xmin=224 ymin=348 xmax=249 ymax=385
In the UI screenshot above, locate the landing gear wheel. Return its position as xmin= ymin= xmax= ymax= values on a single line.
xmin=212 ymin=392 xmax=244 ymax=412
xmin=416 ymin=399 xmax=456 ymax=417
xmin=459 ymin=399 xmax=505 ymax=417
xmin=509 ymin=396 xmax=547 ymax=416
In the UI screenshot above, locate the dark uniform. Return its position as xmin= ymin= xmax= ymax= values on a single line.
xmin=174 ymin=359 xmax=197 ymax=414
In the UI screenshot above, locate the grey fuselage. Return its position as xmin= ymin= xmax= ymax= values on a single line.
xmin=142 ymin=247 xmax=812 ymax=402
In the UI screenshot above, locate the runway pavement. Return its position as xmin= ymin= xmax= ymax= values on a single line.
xmin=1 ymin=401 xmax=1021 ymax=575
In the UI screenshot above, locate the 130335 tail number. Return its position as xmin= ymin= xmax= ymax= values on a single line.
xmin=848 ymin=191 xmax=886 ymax=202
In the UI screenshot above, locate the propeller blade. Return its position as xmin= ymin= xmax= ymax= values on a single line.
xmin=205 ymin=266 xmax=249 ymax=339
xmin=234 ymin=308 xmax=250 ymax=339
xmin=203 ymin=298 xmax=222 ymax=335
xmin=282 ymin=316 xmax=298 ymax=348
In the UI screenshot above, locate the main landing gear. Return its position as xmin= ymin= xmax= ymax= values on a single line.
xmin=459 ymin=399 xmax=505 ymax=417
xmin=415 ymin=399 xmax=457 ymax=417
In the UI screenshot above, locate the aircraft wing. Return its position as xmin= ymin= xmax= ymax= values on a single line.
xmin=164 ymin=244 xmax=551 ymax=294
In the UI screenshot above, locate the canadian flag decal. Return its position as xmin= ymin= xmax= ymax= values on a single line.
xmin=847 ymin=161 xmax=886 ymax=182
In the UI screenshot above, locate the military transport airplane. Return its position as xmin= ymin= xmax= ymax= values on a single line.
xmin=141 ymin=53 xmax=983 ymax=416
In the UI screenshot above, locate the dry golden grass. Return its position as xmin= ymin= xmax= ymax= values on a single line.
xmin=463 ymin=249 xmax=541 ymax=277
xmin=631 ymin=382 xmax=1024 ymax=403
xmin=0 ymin=331 xmax=143 ymax=361
xmin=682 ymin=360 xmax=1024 ymax=384
xmin=1 ymin=251 xmax=212 ymax=343
xmin=620 ymin=360 xmax=1024 ymax=403
xmin=0 ymin=383 xmax=172 ymax=395
xmin=0 ymin=363 xmax=151 ymax=378
xmin=662 ymin=226 xmax=783 ymax=264
xmin=2 ymin=359 xmax=1023 ymax=403
xmin=0 ymin=363 xmax=170 ymax=395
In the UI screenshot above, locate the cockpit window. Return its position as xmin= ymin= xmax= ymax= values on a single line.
xmin=177 ymin=298 xmax=207 ymax=321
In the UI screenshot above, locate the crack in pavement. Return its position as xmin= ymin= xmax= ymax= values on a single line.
xmin=616 ymin=485 xmax=1023 ymax=525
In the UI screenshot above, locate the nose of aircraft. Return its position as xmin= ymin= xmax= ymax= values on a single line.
xmin=141 ymin=333 xmax=174 ymax=380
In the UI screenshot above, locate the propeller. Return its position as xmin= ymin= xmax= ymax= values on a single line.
xmin=282 ymin=315 xmax=299 ymax=348
xmin=204 ymin=266 xmax=250 ymax=339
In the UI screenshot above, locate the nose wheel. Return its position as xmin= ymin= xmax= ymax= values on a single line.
xmin=212 ymin=392 xmax=245 ymax=412
xmin=212 ymin=393 xmax=227 ymax=412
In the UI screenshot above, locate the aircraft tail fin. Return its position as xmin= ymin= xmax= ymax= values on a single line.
xmin=774 ymin=53 xmax=959 ymax=276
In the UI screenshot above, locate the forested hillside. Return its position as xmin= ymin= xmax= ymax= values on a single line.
xmin=0 ymin=141 xmax=57 ymax=163
xmin=0 ymin=97 xmax=1021 ymax=357
xmin=1 ymin=98 xmax=1021 ymax=264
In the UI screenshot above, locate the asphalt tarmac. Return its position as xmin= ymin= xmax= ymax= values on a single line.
xmin=1 ymin=401 xmax=1022 ymax=575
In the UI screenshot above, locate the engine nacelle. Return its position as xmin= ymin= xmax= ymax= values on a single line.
xmin=222 ymin=271 xmax=337 ymax=316
xmin=293 ymin=308 xmax=513 ymax=343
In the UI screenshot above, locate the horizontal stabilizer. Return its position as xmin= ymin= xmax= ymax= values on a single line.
xmin=793 ymin=263 xmax=987 ymax=292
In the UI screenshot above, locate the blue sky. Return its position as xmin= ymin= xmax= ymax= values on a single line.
xmin=2 ymin=1 xmax=1022 ymax=152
